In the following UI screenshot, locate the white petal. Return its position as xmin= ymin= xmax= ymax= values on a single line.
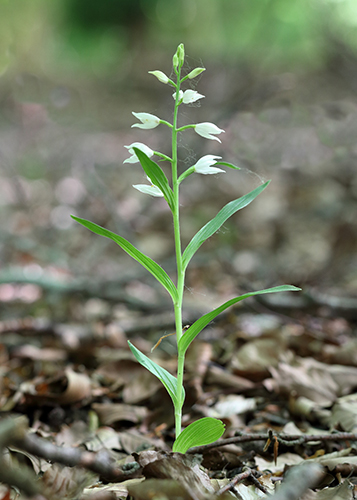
xmin=132 ymin=112 xmax=160 ymax=129
xmin=124 ymin=142 xmax=153 ymax=155
xmin=182 ymin=90 xmax=205 ymax=104
xmin=133 ymin=184 xmax=164 ymax=197
xmin=172 ymin=90 xmax=184 ymax=101
xmin=196 ymin=165 xmax=226 ymax=175
xmin=194 ymin=155 xmax=222 ymax=169
xmin=123 ymin=154 xmax=138 ymax=164
xmin=124 ymin=142 xmax=154 ymax=163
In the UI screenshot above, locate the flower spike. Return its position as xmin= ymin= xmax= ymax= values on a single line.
xmin=194 ymin=122 xmax=225 ymax=142
xmin=132 ymin=112 xmax=161 ymax=129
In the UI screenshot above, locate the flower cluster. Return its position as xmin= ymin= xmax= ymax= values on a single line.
xmin=124 ymin=53 xmax=229 ymax=196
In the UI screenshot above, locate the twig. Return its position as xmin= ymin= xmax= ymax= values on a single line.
xmin=0 ymin=416 xmax=140 ymax=496
xmin=0 ymin=417 xmax=41 ymax=497
xmin=14 ymin=432 xmax=141 ymax=481
xmin=187 ymin=430 xmax=357 ymax=454
xmin=217 ymin=468 xmax=268 ymax=495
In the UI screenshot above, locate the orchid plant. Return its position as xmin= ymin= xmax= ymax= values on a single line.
xmin=72 ymin=44 xmax=300 ymax=453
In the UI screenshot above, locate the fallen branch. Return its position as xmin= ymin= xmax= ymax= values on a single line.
xmin=0 ymin=417 xmax=41 ymax=497
xmin=0 ymin=416 xmax=141 ymax=496
xmin=15 ymin=432 xmax=141 ymax=481
xmin=187 ymin=430 xmax=357 ymax=454
xmin=217 ymin=467 xmax=268 ymax=496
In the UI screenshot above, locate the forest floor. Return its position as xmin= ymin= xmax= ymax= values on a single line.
xmin=1 ymin=54 xmax=357 ymax=499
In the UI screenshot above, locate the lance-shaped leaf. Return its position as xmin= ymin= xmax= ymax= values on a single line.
xmin=133 ymin=148 xmax=174 ymax=211
xmin=182 ymin=181 xmax=270 ymax=270
xmin=178 ymin=285 xmax=301 ymax=355
xmin=172 ymin=417 xmax=225 ymax=453
xmin=71 ymin=216 xmax=178 ymax=302
xmin=128 ymin=341 xmax=184 ymax=408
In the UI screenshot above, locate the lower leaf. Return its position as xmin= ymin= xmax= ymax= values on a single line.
xmin=172 ymin=417 xmax=225 ymax=453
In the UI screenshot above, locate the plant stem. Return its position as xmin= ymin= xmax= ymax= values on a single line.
xmin=172 ymin=70 xmax=185 ymax=438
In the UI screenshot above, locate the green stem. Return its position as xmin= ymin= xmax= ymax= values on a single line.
xmin=177 ymin=124 xmax=196 ymax=132
xmin=171 ymin=69 xmax=185 ymax=438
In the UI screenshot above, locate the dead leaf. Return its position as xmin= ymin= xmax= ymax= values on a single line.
xmin=205 ymin=364 xmax=254 ymax=390
xmin=134 ymin=450 xmax=215 ymax=499
xmin=50 ymin=368 xmax=92 ymax=405
xmin=127 ymin=478 xmax=190 ymax=500
xmin=329 ymin=394 xmax=357 ymax=432
xmin=82 ymin=478 xmax=144 ymax=500
xmin=230 ymin=338 xmax=292 ymax=379
xmin=184 ymin=341 xmax=213 ymax=399
xmin=208 ymin=394 xmax=257 ymax=418
xmin=299 ymin=480 xmax=353 ymax=500
xmin=118 ymin=429 xmax=169 ymax=454
xmin=12 ymin=345 xmax=67 ymax=361
xmin=41 ymin=463 xmax=98 ymax=500
xmin=255 ymin=452 xmax=304 ymax=474
xmin=92 ymin=403 xmax=148 ymax=426
xmin=267 ymin=357 xmax=357 ymax=405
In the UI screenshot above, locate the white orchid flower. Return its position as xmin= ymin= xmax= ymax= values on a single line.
xmin=131 ymin=112 xmax=160 ymax=129
xmin=123 ymin=142 xmax=154 ymax=164
xmin=172 ymin=89 xmax=205 ymax=104
xmin=194 ymin=122 xmax=225 ymax=142
xmin=193 ymin=155 xmax=225 ymax=175
xmin=133 ymin=177 xmax=164 ymax=197
xmin=148 ymin=70 xmax=170 ymax=84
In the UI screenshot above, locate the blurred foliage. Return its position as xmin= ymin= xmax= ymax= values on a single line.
xmin=1 ymin=0 xmax=357 ymax=80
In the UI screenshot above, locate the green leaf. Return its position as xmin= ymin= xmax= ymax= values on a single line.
xmin=215 ymin=161 xmax=240 ymax=170
xmin=133 ymin=148 xmax=174 ymax=211
xmin=172 ymin=417 xmax=225 ymax=453
xmin=178 ymin=285 xmax=301 ymax=354
xmin=128 ymin=341 xmax=184 ymax=408
xmin=182 ymin=181 xmax=270 ymax=270
xmin=71 ymin=216 xmax=178 ymax=302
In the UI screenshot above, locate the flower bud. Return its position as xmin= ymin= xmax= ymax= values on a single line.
xmin=187 ymin=67 xmax=205 ymax=79
xmin=173 ymin=53 xmax=179 ymax=70
xmin=173 ymin=43 xmax=185 ymax=70
xmin=148 ymin=70 xmax=170 ymax=84
xmin=177 ymin=43 xmax=185 ymax=67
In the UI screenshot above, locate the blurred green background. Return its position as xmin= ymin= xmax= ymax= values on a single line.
xmin=2 ymin=0 xmax=357 ymax=81
xmin=1 ymin=0 xmax=357 ymax=309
